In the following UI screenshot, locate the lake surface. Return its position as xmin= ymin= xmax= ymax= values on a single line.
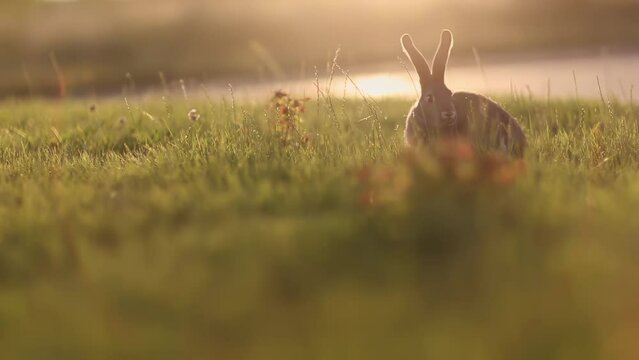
xmin=204 ymin=50 xmax=639 ymax=102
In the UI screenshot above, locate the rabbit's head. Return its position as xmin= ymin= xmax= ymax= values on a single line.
xmin=402 ymin=30 xmax=456 ymax=128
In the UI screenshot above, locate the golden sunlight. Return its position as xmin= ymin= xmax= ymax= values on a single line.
xmin=352 ymin=74 xmax=417 ymax=98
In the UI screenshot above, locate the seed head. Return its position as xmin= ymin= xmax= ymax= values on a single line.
xmin=274 ymin=90 xmax=288 ymax=99
xmin=188 ymin=109 xmax=200 ymax=122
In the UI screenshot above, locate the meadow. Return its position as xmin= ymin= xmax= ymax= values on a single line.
xmin=0 ymin=87 xmax=639 ymax=359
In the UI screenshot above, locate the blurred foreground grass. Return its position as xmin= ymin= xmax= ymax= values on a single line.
xmin=1 ymin=92 xmax=639 ymax=359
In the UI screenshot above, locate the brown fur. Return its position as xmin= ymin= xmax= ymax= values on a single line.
xmin=402 ymin=30 xmax=526 ymax=157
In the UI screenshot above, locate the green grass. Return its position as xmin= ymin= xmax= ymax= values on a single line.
xmin=0 ymin=92 xmax=639 ymax=359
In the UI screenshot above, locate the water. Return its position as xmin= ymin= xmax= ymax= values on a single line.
xmin=205 ymin=51 xmax=639 ymax=102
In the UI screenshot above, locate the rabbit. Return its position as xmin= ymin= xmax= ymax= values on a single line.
xmin=401 ymin=30 xmax=526 ymax=157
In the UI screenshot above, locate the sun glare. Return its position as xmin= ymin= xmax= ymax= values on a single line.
xmin=351 ymin=74 xmax=416 ymax=98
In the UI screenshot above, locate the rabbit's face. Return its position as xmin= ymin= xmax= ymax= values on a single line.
xmin=418 ymin=83 xmax=456 ymax=128
xmin=402 ymin=30 xmax=455 ymax=128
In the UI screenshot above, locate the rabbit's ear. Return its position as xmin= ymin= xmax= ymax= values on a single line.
xmin=401 ymin=34 xmax=431 ymax=84
xmin=432 ymin=30 xmax=454 ymax=83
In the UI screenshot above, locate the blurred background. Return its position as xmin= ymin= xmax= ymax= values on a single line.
xmin=1 ymin=0 xmax=639 ymax=97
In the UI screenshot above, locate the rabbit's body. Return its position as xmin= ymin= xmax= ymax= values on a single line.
xmin=402 ymin=31 xmax=526 ymax=157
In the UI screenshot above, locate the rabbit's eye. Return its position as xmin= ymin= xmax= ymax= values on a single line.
xmin=425 ymin=94 xmax=434 ymax=103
